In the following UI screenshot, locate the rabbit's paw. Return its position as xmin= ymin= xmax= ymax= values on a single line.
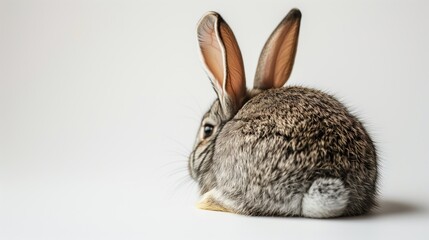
xmin=196 ymin=189 xmax=233 ymax=213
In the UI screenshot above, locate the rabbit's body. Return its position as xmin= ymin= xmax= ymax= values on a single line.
xmin=190 ymin=9 xmax=378 ymax=217
xmin=196 ymin=87 xmax=377 ymax=217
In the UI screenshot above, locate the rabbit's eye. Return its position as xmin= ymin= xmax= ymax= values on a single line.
xmin=202 ymin=124 xmax=214 ymax=138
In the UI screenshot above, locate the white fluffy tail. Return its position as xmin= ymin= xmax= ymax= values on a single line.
xmin=302 ymin=178 xmax=349 ymax=218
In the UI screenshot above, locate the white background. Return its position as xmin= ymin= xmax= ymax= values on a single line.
xmin=1 ymin=0 xmax=428 ymax=239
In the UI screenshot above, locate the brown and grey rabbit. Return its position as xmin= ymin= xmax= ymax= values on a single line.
xmin=188 ymin=9 xmax=378 ymax=218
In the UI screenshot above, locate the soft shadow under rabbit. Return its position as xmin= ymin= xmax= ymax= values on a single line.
xmin=188 ymin=9 xmax=378 ymax=218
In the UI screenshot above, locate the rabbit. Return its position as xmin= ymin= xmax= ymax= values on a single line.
xmin=188 ymin=8 xmax=378 ymax=218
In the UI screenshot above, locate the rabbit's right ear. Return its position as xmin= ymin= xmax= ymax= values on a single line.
xmin=197 ymin=12 xmax=246 ymax=116
xmin=254 ymin=9 xmax=301 ymax=90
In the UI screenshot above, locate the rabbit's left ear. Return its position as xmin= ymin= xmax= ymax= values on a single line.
xmin=254 ymin=9 xmax=301 ymax=90
xmin=197 ymin=12 xmax=246 ymax=116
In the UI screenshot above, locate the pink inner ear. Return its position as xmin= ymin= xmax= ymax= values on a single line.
xmin=218 ymin=21 xmax=246 ymax=106
xmin=197 ymin=12 xmax=246 ymax=111
xmin=260 ymin=21 xmax=299 ymax=89
xmin=254 ymin=10 xmax=301 ymax=90
xmin=272 ymin=22 xmax=299 ymax=87
xmin=197 ymin=15 xmax=225 ymax=90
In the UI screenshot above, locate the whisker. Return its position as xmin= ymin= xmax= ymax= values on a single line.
xmin=157 ymin=157 xmax=188 ymax=175
xmin=170 ymin=140 xmax=190 ymax=148
xmin=166 ymin=137 xmax=192 ymax=153
xmin=163 ymin=151 xmax=189 ymax=159
xmin=165 ymin=167 xmax=189 ymax=179
xmin=169 ymin=174 xmax=197 ymax=200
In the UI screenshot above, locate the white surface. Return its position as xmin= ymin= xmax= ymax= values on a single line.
xmin=1 ymin=0 xmax=428 ymax=239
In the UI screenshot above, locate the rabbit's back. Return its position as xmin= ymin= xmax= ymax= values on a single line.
xmin=212 ymin=86 xmax=377 ymax=216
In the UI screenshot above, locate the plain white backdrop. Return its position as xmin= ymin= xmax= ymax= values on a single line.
xmin=1 ymin=0 xmax=428 ymax=239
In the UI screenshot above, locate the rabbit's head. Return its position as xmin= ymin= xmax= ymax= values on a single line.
xmin=188 ymin=9 xmax=301 ymax=189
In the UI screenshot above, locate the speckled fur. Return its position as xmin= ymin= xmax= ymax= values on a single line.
xmin=189 ymin=9 xmax=378 ymax=217
xmin=189 ymin=87 xmax=378 ymax=217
